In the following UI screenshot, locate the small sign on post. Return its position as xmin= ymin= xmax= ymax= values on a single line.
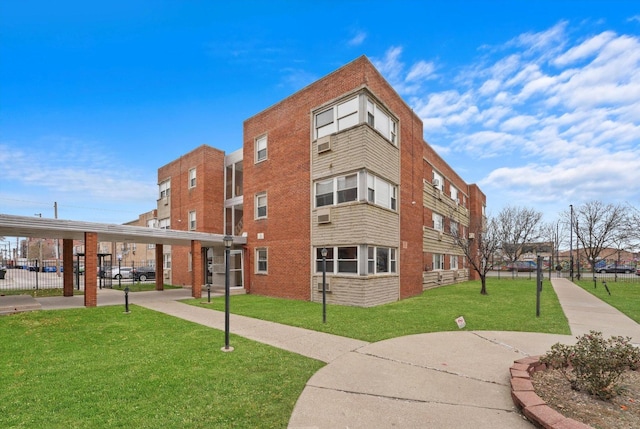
xmin=455 ymin=316 xmax=466 ymax=329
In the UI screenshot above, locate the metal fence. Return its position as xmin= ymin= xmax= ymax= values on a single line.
xmin=487 ymin=255 xmax=639 ymax=283
xmin=0 ymin=259 xmax=157 ymax=292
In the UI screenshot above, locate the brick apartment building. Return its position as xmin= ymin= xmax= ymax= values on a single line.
xmin=157 ymin=56 xmax=486 ymax=307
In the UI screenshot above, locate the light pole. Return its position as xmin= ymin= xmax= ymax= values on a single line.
xmin=117 ymin=254 xmax=122 ymax=288
xmin=321 ymin=247 xmax=327 ymax=324
xmin=222 ymin=235 xmax=233 ymax=352
xmin=569 ymin=204 xmax=574 ymax=282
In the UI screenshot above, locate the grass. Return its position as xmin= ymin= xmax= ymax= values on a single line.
xmin=186 ymin=278 xmax=571 ymax=342
xmin=111 ymin=283 xmax=182 ymax=292
xmin=0 ymin=288 xmax=84 ymax=297
xmin=575 ymin=278 xmax=640 ymax=324
xmin=0 ymin=306 xmax=323 ymax=429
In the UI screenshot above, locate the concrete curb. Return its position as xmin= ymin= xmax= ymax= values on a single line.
xmin=510 ymin=356 xmax=593 ymax=429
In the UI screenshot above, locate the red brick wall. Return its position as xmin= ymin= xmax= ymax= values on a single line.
xmin=243 ymin=56 xmax=436 ymax=300
xmin=158 ymin=145 xmax=225 ymax=287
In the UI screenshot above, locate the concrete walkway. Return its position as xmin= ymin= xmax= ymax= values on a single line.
xmin=6 ymin=278 xmax=640 ymax=428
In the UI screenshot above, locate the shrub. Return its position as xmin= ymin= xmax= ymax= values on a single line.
xmin=541 ymin=331 xmax=640 ymax=400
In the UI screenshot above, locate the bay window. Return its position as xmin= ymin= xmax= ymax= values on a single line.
xmin=314 ymin=93 xmax=398 ymax=145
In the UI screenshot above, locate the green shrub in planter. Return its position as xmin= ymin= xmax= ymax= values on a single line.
xmin=541 ymin=330 xmax=640 ymax=400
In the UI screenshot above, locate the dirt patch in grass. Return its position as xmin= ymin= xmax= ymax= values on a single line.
xmin=532 ymin=368 xmax=640 ymax=429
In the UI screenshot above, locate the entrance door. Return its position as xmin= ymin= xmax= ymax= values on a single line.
xmin=229 ymin=250 xmax=243 ymax=287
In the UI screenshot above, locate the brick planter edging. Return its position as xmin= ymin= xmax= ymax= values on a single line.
xmin=510 ymin=356 xmax=594 ymax=429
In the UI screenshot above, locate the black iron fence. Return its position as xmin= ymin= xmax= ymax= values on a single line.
xmin=488 ymin=256 xmax=640 ymax=283
xmin=0 ymin=259 xmax=157 ymax=292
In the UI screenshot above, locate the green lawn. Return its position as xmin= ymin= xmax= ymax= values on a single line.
xmin=575 ymin=278 xmax=640 ymax=324
xmin=111 ymin=283 xmax=182 ymax=292
xmin=0 ymin=306 xmax=323 ymax=429
xmin=187 ymin=278 xmax=571 ymax=342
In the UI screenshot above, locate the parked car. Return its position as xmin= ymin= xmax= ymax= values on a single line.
xmin=104 ymin=266 xmax=133 ymax=279
xmin=506 ymin=261 xmax=537 ymax=272
xmin=43 ymin=266 xmax=62 ymax=273
xmin=637 ymin=268 xmax=640 ymax=276
xmin=132 ymin=266 xmax=155 ymax=281
xmin=595 ymin=264 xmax=635 ymax=274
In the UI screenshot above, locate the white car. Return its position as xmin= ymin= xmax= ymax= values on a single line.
xmin=108 ymin=266 xmax=133 ymax=279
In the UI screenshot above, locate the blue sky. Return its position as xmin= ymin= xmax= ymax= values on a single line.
xmin=1 ymin=1 xmax=639 ymax=236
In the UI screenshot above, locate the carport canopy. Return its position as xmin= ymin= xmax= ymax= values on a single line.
xmin=0 ymin=213 xmax=246 ymax=306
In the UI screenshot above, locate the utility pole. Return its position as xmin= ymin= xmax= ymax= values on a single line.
xmin=570 ymin=204 xmax=574 ymax=282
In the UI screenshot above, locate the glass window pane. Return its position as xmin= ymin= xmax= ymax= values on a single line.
xmin=338 ymin=246 xmax=357 ymax=259
xmin=376 ymin=179 xmax=390 ymax=208
xmin=315 ymin=180 xmax=334 ymax=207
xmin=376 ymin=247 xmax=389 ymax=273
xmin=316 ymin=109 xmax=334 ymax=128
xmin=338 ymin=113 xmax=358 ymax=130
xmin=374 ymin=106 xmax=390 ymax=137
xmin=338 ymin=261 xmax=358 ymax=273
xmin=337 ymin=174 xmax=357 ymax=203
xmin=337 ymin=97 xmax=358 ymax=118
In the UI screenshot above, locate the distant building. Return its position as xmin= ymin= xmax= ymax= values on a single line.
xmin=157 ymin=56 xmax=486 ymax=306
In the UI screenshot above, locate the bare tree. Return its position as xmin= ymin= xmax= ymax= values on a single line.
xmin=496 ymin=206 xmax=543 ymax=265
xmin=540 ymin=220 xmax=567 ymax=270
xmin=452 ymin=216 xmax=500 ymax=295
xmin=566 ymin=201 xmax=628 ymax=276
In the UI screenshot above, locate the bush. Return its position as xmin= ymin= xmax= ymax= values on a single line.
xmin=541 ymin=331 xmax=640 ymax=400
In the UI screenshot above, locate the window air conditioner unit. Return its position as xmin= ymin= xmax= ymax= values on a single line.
xmin=317 ymin=135 xmax=332 ymax=153
xmin=468 ymin=233 xmax=475 ymax=239
xmin=432 ymin=178 xmax=440 ymax=187
xmin=317 ymin=281 xmax=331 ymax=292
xmin=317 ymin=208 xmax=331 ymax=224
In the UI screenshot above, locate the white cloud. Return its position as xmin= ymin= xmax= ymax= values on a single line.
xmin=374 ymin=21 xmax=640 ymax=215
xmin=405 ymin=60 xmax=436 ymax=82
xmin=347 ymin=31 xmax=367 ymax=47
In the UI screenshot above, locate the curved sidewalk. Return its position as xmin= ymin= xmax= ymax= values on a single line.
xmin=22 ymin=278 xmax=640 ymax=428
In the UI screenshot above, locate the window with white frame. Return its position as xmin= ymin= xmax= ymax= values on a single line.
xmin=163 ymin=252 xmax=171 ymax=269
xmin=432 ymin=171 xmax=444 ymax=191
xmin=255 ymin=135 xmax=267 ymax=163
xmin=315 ymin=96 xmax=359 ymax=139
xmin=367 ymin=246 xmax=397 ymax=274
xmin=255 ymin=192 xmax=267 ymax=219
xmin=315 ymin=179 xmax=333 ymax=207
xmin=315 ymin=247 xmax=334 ymax=273
xmin=450 ymin=185 xmax=458 ymax=203
xmin=188 ymin=210 xmax=196 ymax=230
xmin=450 ymin=220 xmax=459 ymax=236
xmin=188 ymin=168 xmax=196 ymax=188
xmin=256 ymin=248 xmax=267 ymax=273
xmin=367 ymin=98 xmax=397 ymax=144
xmin=158 ymin=218 xmax=170 ymax=229
xmin=433 ymin=253 xmax=444 ymax=270
xmin=450 ymin=255 xmax=459 ymax=270
xmin=159 ymin=179 xmax=171 ymax=199
xmin=337 ymin=246 xmax=358 ymax=273
xmin=314 ymin=94 xmax=398 ymax=145
xmin=367 ymin=173 xmax=397 ymax=210
xmin=315 ymin=246 xmax=359 ymax=274
xmin=433 ymin=212 xmax=444 ymax=231
xmin=337 ymin=174 xmax=357 ymax=203
xmin=315 ymin=174 xmax=358 ymax=207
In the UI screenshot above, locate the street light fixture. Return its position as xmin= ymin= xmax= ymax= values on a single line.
xmin=222 ymin=235 xmax=234 ymax=352
xmin=321 ymin=247 xmax=327 ymax=324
